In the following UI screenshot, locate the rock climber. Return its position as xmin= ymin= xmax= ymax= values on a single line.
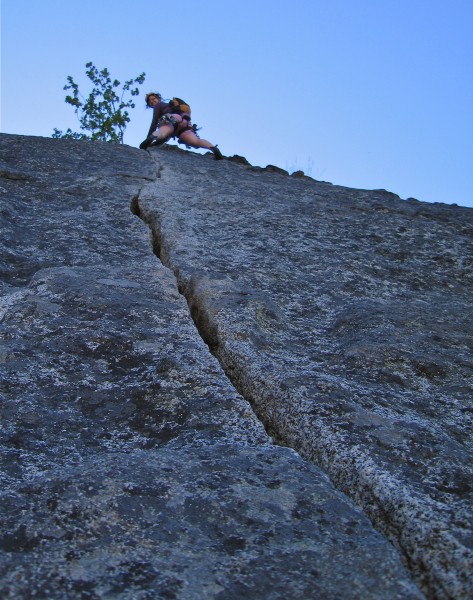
xmin=139 ymin=92 xmax=223 ymax=159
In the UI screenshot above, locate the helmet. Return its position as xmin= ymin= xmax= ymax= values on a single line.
xmin=145 ymin=92 xmax=162 ymax=106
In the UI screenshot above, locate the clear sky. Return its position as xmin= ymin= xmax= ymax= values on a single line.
xmin=2 ymin=0 xmax=472 ymax=207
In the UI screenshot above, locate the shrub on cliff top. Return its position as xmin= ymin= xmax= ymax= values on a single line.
xmin=52 ymin=62 xmax=145 ymax=143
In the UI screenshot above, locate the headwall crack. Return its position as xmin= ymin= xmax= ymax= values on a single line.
xmin=2 ymin=134 xmax=429 ymax=600
xmin=131 ymin=186 xmax=421 ymax=584
xmin=132 ymin=148 xmax=473 ymax=600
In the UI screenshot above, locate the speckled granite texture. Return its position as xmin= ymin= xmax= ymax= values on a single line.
xmin=0 ymin=135 xmax=420 ymax=599
xmin=136 ymin=144 xmax=473 ymax=599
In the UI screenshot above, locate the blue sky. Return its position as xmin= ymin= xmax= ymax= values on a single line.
xmin=2 ymin=0 xmax=472 ymax=207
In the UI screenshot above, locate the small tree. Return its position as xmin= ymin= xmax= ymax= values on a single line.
xmin=52 ymin=62 xmax=146 ymax=143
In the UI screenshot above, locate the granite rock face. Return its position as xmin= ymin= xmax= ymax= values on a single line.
xmin=136 ymin=145 xmax=473 ymax=599
xmin=0 ymin=135 xmax=421 ymax=599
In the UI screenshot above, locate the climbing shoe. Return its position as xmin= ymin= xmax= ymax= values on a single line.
xmin=211 ymin=146 xmax=223 ymax=160
xmin=139 ymin=136 xmax=154 ymax=150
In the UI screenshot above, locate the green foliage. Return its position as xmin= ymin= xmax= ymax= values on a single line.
xmin=52 ymin=62 xmax=146 ymax=143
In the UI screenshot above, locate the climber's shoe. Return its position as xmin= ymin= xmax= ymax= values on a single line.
xmin=139 ymin=136 xmax=154 ymax=150
xmin=211 ymin=146 xmax=223 ymax=160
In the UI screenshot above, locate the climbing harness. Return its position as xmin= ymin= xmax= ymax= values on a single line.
xmin=157 ymin=114 xmax=179 ymax=129
xmin=157 ymin=113 xmax=200 ymax=144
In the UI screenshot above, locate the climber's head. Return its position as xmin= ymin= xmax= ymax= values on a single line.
xmin=145 ymin=92 xmax=161 ymax=108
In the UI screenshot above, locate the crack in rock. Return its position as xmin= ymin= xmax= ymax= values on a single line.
xmin=135 ymin=147 xmax=473 ymax=600
xmin=1 ymin=134 xmax=422 ymax=599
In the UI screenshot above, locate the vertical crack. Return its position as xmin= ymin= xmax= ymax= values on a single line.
xmin=130 ymin=188 xmax=454 ymax=599
xmin=131 ymin=191 xmax=263 ymax=414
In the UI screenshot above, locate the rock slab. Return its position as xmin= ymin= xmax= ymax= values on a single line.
xmin=137 ymin=144 xmax=473 ymax=599
xmin=0 ymin=135 xmax=419 ymax=598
